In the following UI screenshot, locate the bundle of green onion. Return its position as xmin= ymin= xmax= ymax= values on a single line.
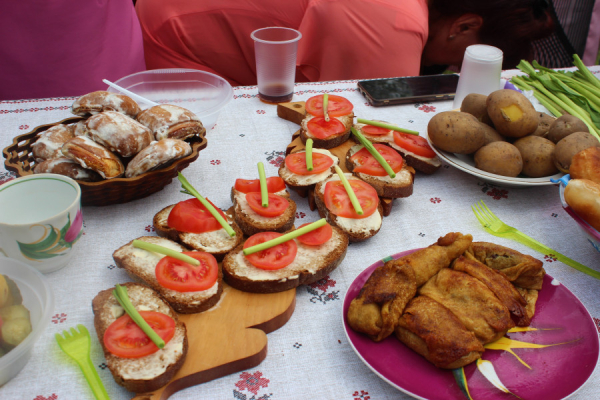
xmin=510 ymin=55 xmax=600 ymax=141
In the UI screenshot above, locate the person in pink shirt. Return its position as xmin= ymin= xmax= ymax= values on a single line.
xmin=135 ymin=0 xmax=554 ymax=86
xmin=0 ymin=0 xmax=146 ymax=101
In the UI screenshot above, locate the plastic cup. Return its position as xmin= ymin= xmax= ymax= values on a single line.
xmin=453 ymin=45 xmax=503 ymax=109
xmin=251 ymin=27 xmax=302 ymax=103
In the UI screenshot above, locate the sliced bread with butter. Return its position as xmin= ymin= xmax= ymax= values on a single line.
xmin=230 ymin=187 xmax=296 ymax=236
xmin=278 ymin=148 xmax=339 ymax=197
xmin=113 ymin=236 xmax=223 ymax=314
xmin=300 ymin=114 xmax=354 ymax=149
xmin=92 ymin=282 xmax=188 ymax=393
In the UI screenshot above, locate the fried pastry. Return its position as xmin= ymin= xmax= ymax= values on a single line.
xmin=32 ymin=124 xmax=75 ymax=162
xmin=419 ymin=268 xmax=514 ymax=344
xmin=136 ymin=104 xmax=206 ymax=141
xmin=516 ymin=287 xmax=540 ymax=322
xmin=125 ymin=139 xmax=192 ymax=178
xmin=452 ymin=256 xmax=530 ymax=326
xmin=62 ymin=136 xmax=124 ymax=179
xmin=85 ymin=111 xmax=153 ymax=158
xmin=464 ymin=242 xmax=545 ymax=290
xmin=71 ymin=91 xmax=141 ymax=118
xmin=34 ymin=157 xmax=102 ymax=182
xmin=395 ymin=296 xmax=484 ymax=369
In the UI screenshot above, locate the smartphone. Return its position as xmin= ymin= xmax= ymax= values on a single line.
xmin=357 ymin=74 xmax=459 ymax=106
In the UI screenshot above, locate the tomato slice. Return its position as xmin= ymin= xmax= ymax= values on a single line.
xmin=156 ymin=251 xmax=219 ymax=292
xmin=234 ymin=177 xmax=286 ymax=194
xmin=362 ymin=124 xmax=392 ymax=136
xmin=305 ymin=94 xmax=354 ymax=117
xmin=393 ymin=131 xmax=436 ymax=158
xmin=167 ymin=198 xmax=227 ymax=234
xmin=324 ymin=179 xmax=379 ymax=219
xmin=285 ymin=152 xmax=334 ymax=175
xmin=350 ymin=144 xmax=404 ymax=176
xmin=307 ymin=117 xmax=347 ymax=139
xmin=296 ymin=222 xmax=333 ymax=246
xmin=245 ymin=192 xmax=288 ymax=217
xmin=243 ymin=232 xmax=298 ymax=270
xmin=104 ymin=311 xmax=175 ymax=359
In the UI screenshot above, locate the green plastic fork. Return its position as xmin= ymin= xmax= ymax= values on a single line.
xmin=55 ymin=324 xmax=110 ymax=400
xmin=472 ymin=200 xmax=600 ymax=280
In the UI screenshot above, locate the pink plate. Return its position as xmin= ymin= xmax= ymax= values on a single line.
xmin=343 ymin=249 xmax=599 ymax=400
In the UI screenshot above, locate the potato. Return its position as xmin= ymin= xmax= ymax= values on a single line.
xmin=460 ymin=93 xmax=494 ymax=126
xmin=553 ymin=132 xmax=600 ymax=173
xmin=531 ymin=112 xmax=556 ymax=137
xmin=546 ymin=114 xmax=589 ymax=143
xmin=427 ymin=111 xmax=486 ymax=154
xmin=1 ymin=318 xmax=32 ymax=347
xmin=513 ymin=136 xmax=558 ymax=177
xmin=480 ymin=123 xmax=505 ymax=146
xmin=486 ymin=89 xmax=539 ymax=138
xmin=0 ymin=304 xmax=30 ymax=322
xmin=474 ymin=142 xmax=523 ymax=177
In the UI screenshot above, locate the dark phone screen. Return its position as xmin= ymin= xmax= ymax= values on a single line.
xmin=359 ymin=74 xmax=459 ymax=100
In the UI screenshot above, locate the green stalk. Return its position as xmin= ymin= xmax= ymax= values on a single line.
xmin=334 ymin=165 xmax=363 ymax=215
xmin=351 ymin=127 xmax=396 ymax=178
xmin=132 ymin=240 xmax=200 ymax=266
xmin=257 ymin=162 xmax=269 ymax=207
xmin=356 ymin=118 xmax=419 ymax=135
xmin=323 ymin=93 xmax=330 ymax=122
xmin=305 ymin=138 xmax=314 ymax=171
xmin=573 ymin=54 xmax=600 ymax=89
xmin=243 ymin=219 xmax=327 ymax=255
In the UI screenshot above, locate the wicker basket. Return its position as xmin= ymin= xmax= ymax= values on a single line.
xmin=2 ymin=117 xmax=208 ymax=206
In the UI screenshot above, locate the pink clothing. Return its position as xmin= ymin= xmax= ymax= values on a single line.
xmin=136 ymin=0 xmax=429 ymax=85
xmin=0 ymin=0 xmax=146 ymax=100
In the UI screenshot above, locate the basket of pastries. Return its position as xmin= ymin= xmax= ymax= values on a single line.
xmin=2 ymin=91 xmax=208 ymax=206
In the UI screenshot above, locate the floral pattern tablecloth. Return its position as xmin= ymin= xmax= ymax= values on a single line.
xmin=1 ymin=68 xmax=599 ymax=400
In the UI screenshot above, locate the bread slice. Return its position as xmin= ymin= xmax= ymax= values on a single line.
xmin=113 ymin=236 xmax=223 ymax=314
xmin=345 ymin=143 xmax=415 ymax=198
xmin=231 ymin=188 xmax=296 ymax=236
xmin=153 ymin=205 xmax=243 ymax=261
xmin=299 ymin=114 xmax=354 ymax=149
xmin=314 ymin=173 xmax=383 ymax=242
xmin=91 ymin=282 xmax=188 ymax=393
xmin=278 ymin=148 xmax=339 ymax=197
xmin=222 ymin=226 xmax=349 ymax=293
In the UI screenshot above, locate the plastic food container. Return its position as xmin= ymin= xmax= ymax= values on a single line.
xmin=0 ymin=257 xmax=54 ymax=385
xmin=107 ymin=69 xmax=233 ymax=131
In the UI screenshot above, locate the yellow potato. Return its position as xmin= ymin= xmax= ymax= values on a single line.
xmin=513 ymin=136 xmax=558 ymax=177
xmin=474 ymin=142 xmax=523 ymax=177
xmin=486 ymin=90 xmax=539 ymax=138
xmin=427 ymin=111 xmax=486 ymax=154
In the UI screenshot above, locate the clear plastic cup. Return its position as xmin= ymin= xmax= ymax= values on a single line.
xmin=251 ymin=27 xmax=302 ymax=103
xmin=453 ymin=45 xmax=503 ymax=109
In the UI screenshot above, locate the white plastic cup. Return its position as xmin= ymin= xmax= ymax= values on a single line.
xmin=0 ymin=174 xmax=83 ymax=273
xmin=453 ymin=45 xmax=503 ymax=109
xmin=251 ymin=27 xmax=302 ymax=103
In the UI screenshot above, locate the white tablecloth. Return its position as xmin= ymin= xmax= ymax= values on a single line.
xmin=1 ymin=68 xmax=599 ymax=400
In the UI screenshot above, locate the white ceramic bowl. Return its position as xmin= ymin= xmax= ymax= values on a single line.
xmin=107 ymin=68 xmax=233 ymax=130
xmin=0 ymin=257 xmax=54 ymax=385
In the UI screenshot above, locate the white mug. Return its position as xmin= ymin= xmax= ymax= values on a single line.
xmin=0 ymin=174 xmax=83 ymax=273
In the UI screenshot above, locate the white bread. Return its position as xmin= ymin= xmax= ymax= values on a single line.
xmin=153 ymin=205 xmax=244 ymax=261
xmin=222 ymin=226 xmax=349 ymax=293
xmin=112 ymin=236 xmax=223 ymax=314
xmin=300 ymin=114 xmax=354 ymax=149
xmin=564 ymin=178 xmax=600 ymax=232
xmin=91 ymin=282 xmax=188 ymax=393
xmin=345 ymin=143 xmax=414 ymax=198
xmin=231 ymin=188 xmax=296 ymax=236
xmin=314 ymin=173 xmax=383 ymax=242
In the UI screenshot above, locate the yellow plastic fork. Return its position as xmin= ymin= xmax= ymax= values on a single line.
xmin=55 ymin=324 xmax=110 ymax=400
xmin=472 ymin=200 xmax=600 ymax=280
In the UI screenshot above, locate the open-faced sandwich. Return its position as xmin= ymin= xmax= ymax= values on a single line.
xmin=222 ymin=219 xmax=348 ymax=293
xmin=314 ymin=169 xmax=383 ymax=242
xmin=113 ymin=236 xmax=223 ymax=314
xmin=92 ymin=282 xmax=188 ymax=393
xmin=300 ymin=94 xmax=354 ymax=149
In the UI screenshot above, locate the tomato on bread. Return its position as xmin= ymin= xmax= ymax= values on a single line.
xmin=301 ymin=95 xmax=354 ymax=149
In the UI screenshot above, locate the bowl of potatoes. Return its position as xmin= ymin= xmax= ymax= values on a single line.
xmin=0 ymin=257 xmax=54 ymax=385
xmin=426 ymin=89 xmax=599 ymax=187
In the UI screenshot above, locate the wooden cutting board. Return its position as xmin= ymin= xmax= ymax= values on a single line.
xmin=277 ymin=101 xmax=395 ymax=216
xmin=131 ymin=284 xmax=296 ymax=400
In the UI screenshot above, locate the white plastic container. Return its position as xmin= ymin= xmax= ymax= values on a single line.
xmin=453 ymin=45 xmax=503 ymax=109
xmin=108 ymin=69 xmax=233 ymax=131
xmin=0 ymin=258 xmax=54 ymax=385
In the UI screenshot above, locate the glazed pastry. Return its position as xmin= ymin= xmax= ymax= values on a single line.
xmin=125 ymin=138 xmax=192 ymax=178
xmin=71 ymin=91 xmax=141 ymax=118
xmin=62 ymin=136 xmax=124 ymax=179
xmin=72 ymin=119 xmax=89 ymax=137
xmin=34 ymin=157 xmax=102 ymax=182
xmin=85 ymin=111 xmax=153 ymax=158
xmin=137 ymin=104 xmax=206 ymax=140
xmin=32 ymin=124 xmax=75 ymax=162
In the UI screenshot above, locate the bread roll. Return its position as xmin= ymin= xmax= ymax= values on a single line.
xmin=564 ymin=179 xmax=600 ymax=231
xmin=125 ymin=139 xmax=192 ymax=178
xmin=569 ymin=147 xmax=600 ymax=185
xmin=85 ymin=111 xmax=153 ymax=158
xmin=34 ymin=157 xmax=102 ymax=181
xmin=72 ymin=91 xmax=141 ymax=118
xmin=137 ymin=104 xmax=205 ymax=141
xmin=62 ymin=136 xmax=124 ymax=179
xmin=32 ymin=124 xmax=74 ymax=162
